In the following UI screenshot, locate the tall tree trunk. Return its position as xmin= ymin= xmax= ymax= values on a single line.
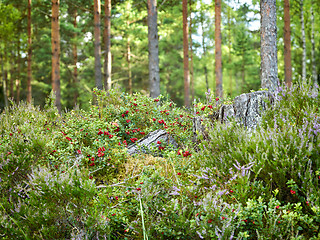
xmin=200 ymin=2 xmax=208 ymax=93
xmin=215 ymin=0 xmax=222 ymax=98
xmin=1 ymin=52 xmax=8 ymax=107
xmin=283 ymin=0 xmax=292 ymax=87
xmin=72 ymin=9 xmax=78 ymax=107
xmin=311 ymin=3 xmax=317 ymax=85
xmin=27 ymin=0 xmax=32 ymax=103
xmin=16 ymin=39 xmax=21 ymax=103
xmin=182 ymin=0 xmax=190 ymax=107
xmin=260 ymin=0 xmax=279 ymax=91
xmin=9 ymin=51 xmax=14 ymax=100
xmin=52 ymin=0 xmax=61 ymax=112
xmin=189 ymin=0 xmax=194 ymax=103
xmin=104 ymin=0 xmax=112 ymax=91
xmin=300 ymin=0 xmax=306 ymax=82
xmin=228 ymin=3 xmax=233 ymax=96
xmin=94 ymin=0 xmax=103 ymax=90
xmin=127 ymin=34 xmax=132 ymax=95
xmin=148 ymin=0 xmax=160 ymax=98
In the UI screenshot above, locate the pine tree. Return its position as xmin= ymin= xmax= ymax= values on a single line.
xmin=148 ymin=0 xmax=160 ymax=98
xmin=260 ymin=0 xmax=279 ymax=91
xmin=51 ymin=0 xmax=61 ymax=112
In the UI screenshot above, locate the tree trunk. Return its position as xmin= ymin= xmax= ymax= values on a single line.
xmin=148 ymin=0 xmax=160 ymax=98
xmin=9 ymin=51 xmax=14 ymax=100
xmin=215 ymin=0 xmax=222 ymax=98
xmin=311 ymin=3 xmax=317 ymax=85
xmin=283 ymin=0 xmax=292 ymax=87
xmin=104 ymin=0 xmax=112 ymax=91
xmin=189 ymin=0 xmax=194 ymax=103
xmin=27 ymin=0 xmax=32 ymax=103
xmin=16 ymin=39 xmax=21 ymax=103
xmin=52 ymin=0 xmax=61 ymax=113
xmin=200 ymin=4 xmax=208 ymax=93
xmin=260 ymin=0 xmax=279 ymax=92
xmin=228 ymin=2 xmax=233 ymax=96
xmin=127 ymin=30 xmax=132 ymax=95
xmin=94 ymin=0 xmax=103 ymax=90
xmin=1 ymin=53 xmax=8 ymax=107
xmin=300 ymin=0 xmax=306 ymax=82
xmin=72 ymin=9 xmax=78 ymax=107
xmin=182 ymin=0 xmax=190 ymax=107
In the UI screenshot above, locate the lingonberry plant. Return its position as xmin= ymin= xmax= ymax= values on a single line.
xmin=0 ymin=82 xmax=319 ymax=239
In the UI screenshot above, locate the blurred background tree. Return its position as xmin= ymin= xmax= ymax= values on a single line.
xmin=0 ymin=0 xmax=318 ymax=110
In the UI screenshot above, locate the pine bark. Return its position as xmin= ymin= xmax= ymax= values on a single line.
xmin=72 ymin=9 xmax=78 ymax=107
xmin=283 ymin=0 xmax=292 ymax=87
xmin=200 ymin=6 xmax=208 ymax=92
xmin=51 ymin=0 xmax=61 ymax=112
xmin=27 ymin=0 xmax=32 ymax=103
xmin=300 ymin=0 xmax=306 ymax=82
xmin=127 ymin=28 xmax=132 ymax=95
xmin=215 ymin=0 xmax=222 ymax=98
xmin=260 ymin=0 xmax=279 ymax=91
xmin=311 ymin=3 xmax=317 ymax=84
xmin=94 ymin=0 xmax=103 ymax=90
xmin=104 ymin=0 xmax=112 ymax=91
xmin=189 ymin=0 xmax=194 ymax=103
xmin=182 ymin=0 xmax=190 ymax=107
xmin=148 ymin=0 xmax=160 ymax=98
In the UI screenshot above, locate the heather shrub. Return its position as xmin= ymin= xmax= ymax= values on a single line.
xmin=1 ymin=83 xmax=319 ymax=239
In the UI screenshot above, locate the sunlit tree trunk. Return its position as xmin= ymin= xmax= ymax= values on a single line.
xmin=200 ymin=2 xmax=208 ymax=93
xmin=182 ymin=0 xmax=190 ymax=107
xmin=52 ymin=0 xmax=61 ymax=112
xmin=72 ymin=9 xmax=78 ymax=107
xmin=27 ymin=0 xmax=32 ymax=103
xmin=311 ymin=3 xmax=317 ymax=85
xmin=94 ymin=0 xmax=103 ymax=90
xmin=189 ymin=0 xmax=194 ymax=103
xmin=260 ymin=0 xmax=279 ymax=91
xmin=283 ymin=0 xmax=292 ymax=87
xmin=215 ymin=0 xmax=222 ymax=98
xmin=300 ymin=0 xmax=306 ymax=82
xmin=104 ymin=0 xmax=112 ymax=91
xmin=227 ymin=2 xmax=233 ymax=96
xmin=148 ymin=0 xmax=160 ymax=98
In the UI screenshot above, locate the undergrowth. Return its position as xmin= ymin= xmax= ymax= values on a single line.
xmin=0 ymin=83 xmax=319 ymax=239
